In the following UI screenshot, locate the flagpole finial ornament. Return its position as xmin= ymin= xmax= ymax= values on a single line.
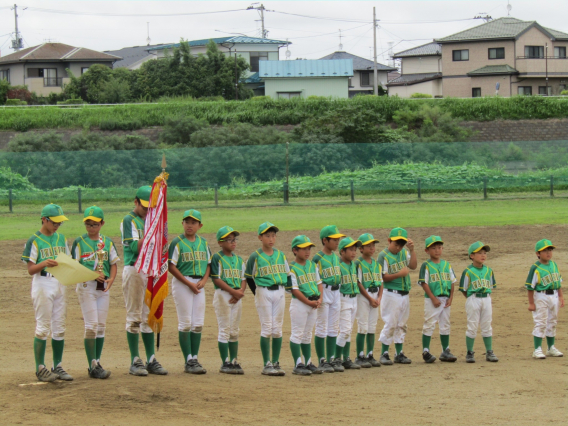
xmin=161 ymin=153 xmax=167 ymax=171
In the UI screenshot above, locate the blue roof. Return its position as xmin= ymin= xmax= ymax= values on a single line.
xmin=148 ymin=36 xmax=289 ymax=51
xmin=259 ymin=59 xmax=353 ymax=78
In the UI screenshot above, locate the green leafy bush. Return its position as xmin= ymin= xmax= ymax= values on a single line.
xmin=0 ymin=79 xmax=10 ymax=105
xmin=410 ymin=93 xmax=433 ymax=98
xmin=0 ymin=167 xmax=36 ymax=190
xmin=57 ymin=98 xmax=85 ymax=105
xmin=159 ymin=116 xmax=208 ymax=146
xmin=561 ymin=90 xmax=568 ymax=96
xmin=5 ymin=99 xmax=24 ymax=106
xmin=99 ymin=119 xmax=143 ymax=131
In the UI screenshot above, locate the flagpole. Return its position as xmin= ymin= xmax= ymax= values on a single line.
xmin=157 ymin=153 xmax=166 ymax=351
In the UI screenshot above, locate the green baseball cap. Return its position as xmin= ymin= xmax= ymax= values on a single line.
xmin=358 ymin=233 xmax=379 ymax=246
xmin=535 ymin=239 xmax=555 ymax=252
xmin=41 ymin=204 xmax=68 ymax=222
xmin=338 ymin=237 xmax=362 ymax=251
xmin=291 ymin=235 xmax=316 ymax=249
xmin=182 ymin=209 xmax=202 ymax=223
xmin=389 ymin=227 xmax=408 ymax=241
xmin=258 ymin=222 xmax=279 ymax=235
xmin=83 ymin=206 xmax=104 ymax=222
xmin=320 ymin=225 xmax=345 ymax=239
xmin=136 ymin=186 xmax=152 ymax=208
xmin=468 ymin=241 xmax=490 ymax=256
xmin=217 ymin=226 xmax=240 ymax=241
xmin=425 ymin=235 xmax=444 ymax=248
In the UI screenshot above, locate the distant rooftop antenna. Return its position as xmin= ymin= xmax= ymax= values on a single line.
xmin=338 ymin=29 xmax=343 ymax=51
xmin=474 ymin=13 xmax=493 ymax=23
xmin=507 ymin=1 xmax=512 ymax=16
xmin=285 ymin=38 xmax=291 ymax=59
xmin=146 ymin=22 xmax=151 ymax=46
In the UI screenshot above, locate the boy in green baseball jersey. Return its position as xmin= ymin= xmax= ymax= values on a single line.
xmin=288 ymin=235 xmax=324 ymax=376
xmin=354 ymin=233 xmax=383 ymax=368
xmin=313 ymin=225 xmax=345 ymax=373
xmin=377 ymin=227 xmax=417 ymax=365
xmin=245 ymin=222 xmax=292 ymax=376
xmin=121 ymin=185 xmax=168 ymax=376
xmin=168 ymin=209 xmax=211 ymax=374
xmin=22 ymin=204 xmax=72 ymax=382
xmin=72 ymin=206 xmax=119 ymax=379
xmin=335 ymin=237 xmax=363 ymax=370
xmin=417 ymin=236 xmax=457 ymax=364
xmin=526 ymin=239 xmax=564 ymax=359
xmin=211 ymin=226 xmax=247 ymax=374
xmin=459 ymin=241 xmax=498 ymax=363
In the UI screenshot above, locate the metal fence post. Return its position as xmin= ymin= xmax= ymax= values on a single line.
xmin=417 ymin=179 xmax=421 ymax=199
xmin=9 ymin=189 xmax=13 ymax=213
xmin=283 ymin=182 xmax=289 ymax=204
xmin=350 ymin=180 xmax=355 ymax=202
xmin=214 ymin=184 xmax=218 ymax=206
xmin=550 ymin=175 xmax=554 ymax=197
xmin=483 ymin=178 xmax=488 ymax=199
xmin=78 ymin=188 xmax=82 ymax=213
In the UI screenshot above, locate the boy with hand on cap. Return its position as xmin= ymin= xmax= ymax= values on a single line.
xmin=313 ymin=225 xmax=345 ymax=373
xmin=22 ymin=204 xmax=72 ymax=382
xmin=210 ymin=226 xmax=247 ymax=374
xmin=377 ymin=227 xmax=417 ymax=365
xmin=245 ymin=222 xmax=292 ymax=376
xmin=354 ymin=233 xmax=383 ymax=368
xmin=168 ymin=209 xmax=211 ymax=374
xmin=120 ymin=185 xmax=168 ymax=376
xmin=459 ymin=241 xmax=498 ymax=363
xmin=417 ymin=236 xmax=457 ymax=364
xmin=72 ymin=206 xmax=119 ymax=379
xmin=526 ymin=239 xmax=564 ymax=359
xmin=334 ymin=237 xmax=363 ymax=370
xmin=288 ymin=235 xmax=324 ymax=376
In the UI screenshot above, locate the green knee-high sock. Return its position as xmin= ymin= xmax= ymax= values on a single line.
xmin=228 ymin=341 xmax=239 ymax=362
xmin=343 ymin=342 xmax=351 ymax=359
xmin=366 ymin=333 xmax=375 ymax=356
xmin=300 ymin=343 xmax=311 ymax=364
xmin=326 ymin=336 xmax=337 ymax=361
xmin=356 ymin=333 xmax=366 ymax=357
xmin=190 ymin=332 xmax=202 ymax=358
xmin=179 ymin=331 xmax=192 ymax=362
xmin=422 ymin=335 xmax=432 ymax=351
xmin=51 ymin=339 xmax=64 ymax=367
xmin=381 ymin=343 xmax=389 ymax=355
xmin=95 ymin=337 xmax=105 ymax=361
xmin=141 ymin=332 xmax=155 ymax=361
xmin=290 ymin=342 xmax=302 ymax=366
xmin=335 ymin=344 xmax=344 ymax=360
xmin=84 ymin=338 xmax=97 ymax=368
xmin=218 ymin=342 xmax=229 ymax=363
xmin=394 ymin=343 xmax=403 ymax=355
xmin=440 ymin=334 xmax=450 ymax=351
xmin=466 ymin=336 xmax=475 ymax=352
xmin=483 ymin=336 xmax=492 ymax=351
xmin=315 ymin=337 xmax=326 ymax=362
xmin=546 ymin=336 xmax=555 ymax=349
xmin=271 ymin=337 xmax=283 ymax=363
xmin=34 ymin=338 xmax=46 ymax=371
xmin=260 ymin=336 xmax=270 ymax=365
xmin=126 ymin=332 xmax=140 ymax=363
xmin=534 ymin=336 xmax=543 ymax=350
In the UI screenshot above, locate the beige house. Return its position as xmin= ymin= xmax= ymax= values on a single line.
xmin=0 ymin=43 xmax=120 ymax=96
xmin=436 ymin=17 xmax=568 ymax=97
xmin=387 ymin=42 xmax=442 ymax=97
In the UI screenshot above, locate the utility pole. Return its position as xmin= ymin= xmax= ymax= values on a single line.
xmin=11 ymin=4 xmax=23 ymax=51
xmin=373 ymin=7 xmax=378 ymax=96
xmin=545 ymin=43 xmax=549 ymax=96
xmin=248 ymin=3 xmax=267 ymax=38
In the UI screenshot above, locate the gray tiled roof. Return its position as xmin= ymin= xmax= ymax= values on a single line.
xmin=386 ymin=72 xmax=442 ymax=86
xmin=319 ymin=51 xmax=396 ymax=71
xmin=148 ymin=36 xmax=289 ymax=51
xmin=467 ymin=65 xmax=519 ymax=76
xmin=393 ymin=42 xmax=441 ymax=58
xmin=105 ymin=44 xmax=166 ymax=69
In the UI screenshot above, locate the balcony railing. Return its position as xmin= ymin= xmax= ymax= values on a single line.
xmin=44 ymin=77 xmax=63 ymax=87
xmin=516 ymin=56 xmax=568 ymax=75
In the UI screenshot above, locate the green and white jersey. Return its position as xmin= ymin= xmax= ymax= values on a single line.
xmin=71 ymin=234 xmax=120 ymax=278
xmin=210 ymin=251 xmax=245 ymax=290
xmin=417 ymin=259 xmax=456 ymax=298
xmin=289 ymin=260 xmax=322 ymax=299
xmin=377 ymin=248 xmax=412 ymax=291
xmin=525 ymin=261 xmax=562 ymax=291
xmin=312 ymin=251 xmax=342 ymax=286
xmin=168 ymin=235 xmax=211 ymax=277
xmin=120 ymin=212 xmax=144 ymax=266
xmin=459 ymin=264 xmax=496 ymax=297
xmin=355 ymin=257 xmax=383 ymax=290
xmin=245 ymin=249 xmax=290 ymax=288
xmin=21 ymin=231 xmax=69 ymax=275
xmin=339 ymin=260 xmax=360 ymax=295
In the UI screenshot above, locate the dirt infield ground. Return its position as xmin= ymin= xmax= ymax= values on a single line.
xmin=1 ymin=225 xmax=567 ymax=426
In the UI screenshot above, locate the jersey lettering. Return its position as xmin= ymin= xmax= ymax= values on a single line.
xmin=388 ymin=261 xmax=407 ymax=274
xmin=321 ymin=266 xmax=341 ymax=279
xmin=180 ymin=251 xmax=207 ymax=262
xmin=39 ymin=246 xmax=66 ymax=259
xmin=470 ymin=278 xmax=492 ymax=290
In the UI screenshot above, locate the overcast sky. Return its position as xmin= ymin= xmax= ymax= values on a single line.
xmin=0 ymin=0 xmax=566 ymax=64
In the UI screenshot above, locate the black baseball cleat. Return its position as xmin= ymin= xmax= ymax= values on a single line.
xmin=422 ymin=351 xmax=436 ymax=363
xmin=292 ymin=363 xmax=312 ymax=376
xmin=366 ymin=354 xmax=381 ymax=367
xmin=466 ymin=351 xmax=476 ymax=363
xmin=89 ymin=364 xmax=111 ymax=379
xmin=219 ymin=361 xmax=234 ymax=374
xmin=439 ymin=348 xmax=457 ymax=362
xmin=146 ymin=358 xmax=168 ymax=375
xmin=394 ymin=352 xmax=412 ymax=364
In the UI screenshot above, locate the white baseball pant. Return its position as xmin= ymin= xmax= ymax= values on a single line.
xmin=76 ymin=280 xmax=110 ymax=339
xmin=532 ymin=291 xmax=559 ymax=338
xmin=422 ymin=297 xmax=451 ymax=336
xmin=356 ymin=292 xmax=380 ymax=334
xmin=337 ymin=295 xmax=358 ymax=347
xmin=465 ymin=295 xmax=492 ymax=339
xmin=315 ymin=286 xmax=341 ymax=338
xmin=289 ymin=298 xmax=318 ymax=345
xmin=32 ymin=275 xmax=67 ymax=340
xmin=213 ymin=288 xmax=242 ymax=343
xmin=255 ymin=286 xmax=285 ymax=338
xmin=122 ymin=265 xmax=152 ymax=334
xmin=172 ymin=276 xmax=206 ymax=333
xmin=379 ymin=291 xmax=410 ymax=346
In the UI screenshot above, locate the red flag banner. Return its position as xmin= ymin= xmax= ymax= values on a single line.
xmin=135 ymin=171 xmax=169 ymax=334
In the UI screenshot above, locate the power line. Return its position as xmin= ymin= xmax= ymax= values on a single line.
xmin=23 ymin=6 xmax=249 ymax=17
xmin=266 ymin=10 xmax=370 ymax=24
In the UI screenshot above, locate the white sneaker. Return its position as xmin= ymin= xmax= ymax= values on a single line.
xmin=532 ymin=347 xmax=546 ymax=359
xmin=546 ymin=346 xmax=564 ymax=357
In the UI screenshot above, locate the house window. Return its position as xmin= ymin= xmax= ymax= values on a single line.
xmin=452 ymin=49 xmax=469 ymax=61
xmin=277 ymin=92 xmax=301 ymax=99
xmin=348 ymin=77 xmax=353 ymax=87
xmin=488 ymin=48 xmax=505 ymax=59
xmin=518 ymin=86 xmax=532 ymax=95
xmin=538 ymin=86 xmax=552 ymax=96
xmin=554 ymin=47 xmax=567 ymax=58
xmin=472 ymin=88 xmax=481 ymax=98
xmin=525 ymin=46 xmax=544 ymax=58
xmin=360 ymin=71 xmax=371 ymax=86
xmin=81 ymin=67 xmax=90 ymax=74
xmin=250 ymin=52 xmax=269 ymax=73
xmin=28 ymin=68 xmax=44 ymax=77
xmin=0 ymin=69 xmax=9 ymax=83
